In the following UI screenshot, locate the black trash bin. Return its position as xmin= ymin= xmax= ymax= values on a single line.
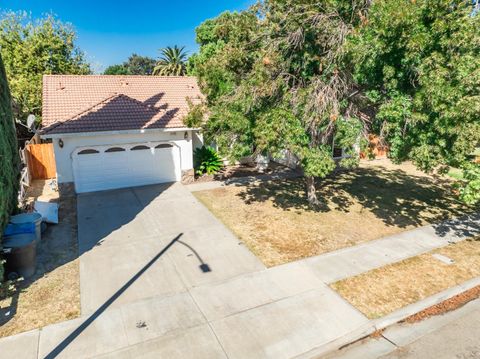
xmin=2 ymin=233 xmax=37 ymax=280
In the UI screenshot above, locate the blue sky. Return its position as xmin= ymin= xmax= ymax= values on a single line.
xmin=1 ymin=0 xmax=254 ymax=73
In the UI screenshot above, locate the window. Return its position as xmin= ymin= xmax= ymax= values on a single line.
xmin=78 ymin=149 xmax=99 ymax=155
xmin=105 ymin=147 xmax=125 ymax=153
xmin=131 ymin=145 xmax=150 ymax=151
xmin=155 ymin=144 xmax=173 ymax=149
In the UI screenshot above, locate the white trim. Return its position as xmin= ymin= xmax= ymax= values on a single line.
xmin=41 ymin=127 xmax=198 ymax=139
xmin=69 ymin=140 xmax=180 ymax=158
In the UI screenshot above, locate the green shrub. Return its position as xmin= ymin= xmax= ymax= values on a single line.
xmin=194 ymin=146 xmax=223 ymax=176
xmin=458 ymin=163 xmax=480 ymax=205
xmin=0 ymin=53 xmax=20 ymax=281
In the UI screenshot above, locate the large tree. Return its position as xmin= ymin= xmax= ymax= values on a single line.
xmin=350 ymin=0 xmax=480 ymax=204
xmin=192 ymin=0 xmax=480 ymax=206
xmin=104 ymin=53 xmax=156 ymax=75
xmin=0 ymin=53 xmax=20 ymax=279
xmin=190 ymin=2 xmax=369 ymax=205
xmin=0 ymin=12 xmax=90 ymax=123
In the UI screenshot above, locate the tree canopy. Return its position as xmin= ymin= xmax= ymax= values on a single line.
xmin=350 ymin=0 xmax=480 ymax=171
xmin=350 ymin=0 xmax=480 ymax=204
xmin=104 ymin=64 xmax=130 ymax=75
xmin=190 ymin=0 xmax=480 ymax=205
xmin=104 ymin=53 xmax=156 ymax=75
xmin=190 ymin=2 xmax=369 ymax=205
xmin=0 ymin=12 xmax=90 ymax=123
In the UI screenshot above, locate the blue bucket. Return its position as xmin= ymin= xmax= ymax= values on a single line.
xmin=4 ymin=222 xmax=36 ymax=236
xmin=9 ymin=213 xmax=43 ymax=242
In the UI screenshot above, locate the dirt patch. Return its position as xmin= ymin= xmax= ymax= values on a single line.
xmin=193 ymin=159 xmax=472 ymax=266
xmin=0 ymin=180 xmax=80 ymax=337
xmin=331 ymin=239 xmax=480 ymax=319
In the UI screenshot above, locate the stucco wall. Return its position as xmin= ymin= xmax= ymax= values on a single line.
xmin=192 ymin=131 xmax=204 ymax=151
xmin=50 ymin=130 xmax=196 ymax=183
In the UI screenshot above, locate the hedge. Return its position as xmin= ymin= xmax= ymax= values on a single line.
xmin=0 ymin=53 xmax=20 ymax=280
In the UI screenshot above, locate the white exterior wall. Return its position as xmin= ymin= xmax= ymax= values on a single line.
xmin=192 ymin=131 xmax=204 ymax=151
xmin=49 ymin=130 xmax=195 ymax=183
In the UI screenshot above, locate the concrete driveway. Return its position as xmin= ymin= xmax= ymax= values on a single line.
xmin=2 ymin=182 xmax=371 ymax=359
xmin=77 ymin=182 xmax=265 ymax=313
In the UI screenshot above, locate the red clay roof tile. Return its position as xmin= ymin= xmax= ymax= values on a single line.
xmin=41 ymin=75 xmax=202 ymax=134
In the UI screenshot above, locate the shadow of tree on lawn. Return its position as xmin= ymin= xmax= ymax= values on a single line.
xmin=236 ymin=166 xmax=479 ymax=235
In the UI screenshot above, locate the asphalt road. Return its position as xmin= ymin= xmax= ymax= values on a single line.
xmin=324 ymin=298 xmax=480 ymax=359
xmin=381 ymin=305 xmax=480 ymax=359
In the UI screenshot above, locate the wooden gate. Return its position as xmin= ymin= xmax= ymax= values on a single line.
xmin=25 ymin=143 xmax=56 ymax=179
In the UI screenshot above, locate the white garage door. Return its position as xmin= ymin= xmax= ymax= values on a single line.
xmin=72 ymin=142 xmax=181 ymax=193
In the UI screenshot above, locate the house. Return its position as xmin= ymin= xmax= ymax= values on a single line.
xmin=40 ymin=75 xmax=203 ymax=193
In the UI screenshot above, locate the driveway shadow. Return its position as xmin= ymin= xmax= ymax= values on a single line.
xmin=0 ymin=182 xmax=178 ymax=334
xmin=43 ymin=233 xmax=184 ymax=359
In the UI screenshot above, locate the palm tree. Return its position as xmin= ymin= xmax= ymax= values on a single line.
xmin=153 ymin=46 xmax=188 ymax=76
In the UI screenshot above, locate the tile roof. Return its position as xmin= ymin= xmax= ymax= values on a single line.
xmin=41 ymin=75 xmax=202 ymax=134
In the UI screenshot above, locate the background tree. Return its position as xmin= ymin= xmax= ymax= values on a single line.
xmin=0 ymin=53 xmax=20 ymax=279
xmin=350 ymin=0 xmax=480 ymax=203
xmin=153 ymin=45 xmax=188 ymax=76
xmin=103 ymin=64 xmax=130 ymax=75
xmin=125 ymin=53 xmax=156 ymax=75
xmin=104 ymin=54 xmax=156 ymax=75
xmin=191 ymin=2 xmax=369 ymax=205
xmin=0 ymin=12 xmax=90 ymax=123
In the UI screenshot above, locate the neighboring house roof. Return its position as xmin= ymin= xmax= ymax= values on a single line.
xmin=41 ymin=75 xmax=202 ymax=135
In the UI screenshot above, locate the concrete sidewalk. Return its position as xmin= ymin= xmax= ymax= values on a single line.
xmin=3 ymin=264 xmax=370 ymax=359
xmin=301 ymin=211 xmax=480 ymax=283
xmin=0 ymin=182 xmax=478 ymax=359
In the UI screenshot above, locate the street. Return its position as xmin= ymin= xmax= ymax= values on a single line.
xmin=381 ymin=303 xmax=480 ymax=359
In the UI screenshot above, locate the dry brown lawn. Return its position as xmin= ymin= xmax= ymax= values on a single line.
xmin=193 ymin=159 xmax=472 ymax=267
xmin=331 ymin=239 xmax=480 ymax=319
xmin=0 ymin=181 xmax=80 ymax=337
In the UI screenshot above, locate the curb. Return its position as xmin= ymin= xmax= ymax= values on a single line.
xmin=296 ymin=276 xmax=480 ymax=359
xmin=293 ymin=322 xmax=376 ymax=359
xmin=371 ymin=276 xmax=480 ymax=331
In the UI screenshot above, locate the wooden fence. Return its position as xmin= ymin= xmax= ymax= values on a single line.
xmin=360 ymin=134 xmax=389 ymax=159
xmin=25 ymin=143 xmax=56 ymax=180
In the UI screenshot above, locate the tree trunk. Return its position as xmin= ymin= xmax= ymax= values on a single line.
xmin=305 ymin=176 xmax=320 ymax=207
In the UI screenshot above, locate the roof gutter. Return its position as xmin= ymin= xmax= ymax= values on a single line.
xmin=40 ymin=127 xmax=201 ymax=139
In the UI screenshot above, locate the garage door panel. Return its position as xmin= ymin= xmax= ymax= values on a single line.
xmin=72 ymin=142 xmax=181 ymax=193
